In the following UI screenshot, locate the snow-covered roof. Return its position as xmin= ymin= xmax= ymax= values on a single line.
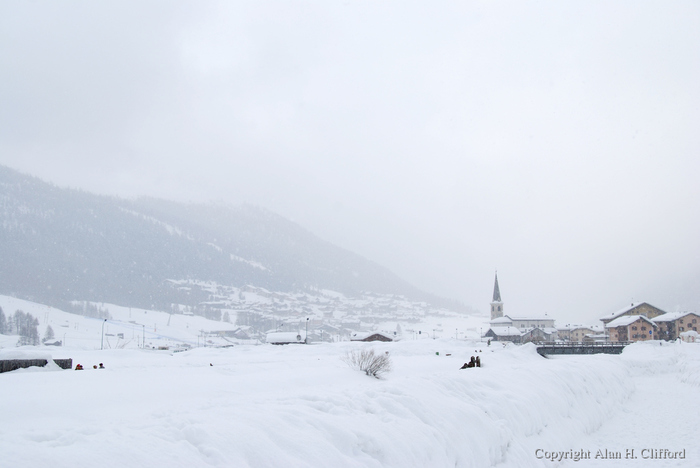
xmin=569 ymin=325 xmax=595 ymax=332
xmin=490 ymin=317 xmax=512 ymax=324
xmin=487 ymin=327 xmax=523 ymax=337
xmin=600 ymin=302 xmax=665 ymax=322
xmin=42 ymin=339 xmax=63 ymax=346
xmin=350 ymin=331 xmax=394 ymax=341
xmin=265 ymin=332 xmax=307 ymax=344
xmin=601 ymin=302 xmax=643 ymax=321
xmin=652 ymin=311 xmax=697 ymax=323
xmin=605 ymin=315 xmax=656 ymax=329
xmin=0 ymin=348 xmax=53 ymax=360
xmin=509 ymin=316 xmax=553 ymax=321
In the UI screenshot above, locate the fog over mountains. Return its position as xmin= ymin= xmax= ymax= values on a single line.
xmin=0 ymin=165 xmax=465 ymax=314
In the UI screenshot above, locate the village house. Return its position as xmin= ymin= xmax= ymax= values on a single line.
xmin=582 ymin=333 xmax=608 ymax=344
xmin=605 ymin=315 xmax=658 ymax=342
xmin=652 ymin=312 xmax=700 ymax=341
xmin=600 ymin=302 xmax=667 ymax=327
xmin=484 ymin=326 xmax=522 ymax=344
xmin=556 ymin=327 xmax=571 ymax=341
xmin=521 ymin=327 xmax=558 ymax=344
xmin=558 ymin=325 xmax=599 ymax=343
xmin=569 ymin=326 xmax=590 ymax=342
xmin=350 ymin=331 xmax=394 ymax=342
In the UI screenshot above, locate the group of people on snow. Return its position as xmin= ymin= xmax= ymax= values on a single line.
xmin=460 ymin=354 xmax=481 ymax=369
xmin=75 ymin=363 xmax=104 ymax=370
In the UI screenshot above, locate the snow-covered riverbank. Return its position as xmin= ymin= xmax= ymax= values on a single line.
xmin=2 ymin=339 xmax=697 ymax=467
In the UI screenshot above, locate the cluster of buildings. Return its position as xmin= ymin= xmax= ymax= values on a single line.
xmin=601 ymin=302 xmax=699 ymax=343
xmin=483 ymin=273 xmax=561 ymax=344
xmin=184 ymin=274 xmax=699 ymax=346
xmin=483 ymin=273 xmax=699 ymax=344
xmin=170 ymin=280 xmax=464 ymax=344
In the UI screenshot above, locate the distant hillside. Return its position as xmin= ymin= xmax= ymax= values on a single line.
xmin=0 ymin=165 xmax=465 ymax=312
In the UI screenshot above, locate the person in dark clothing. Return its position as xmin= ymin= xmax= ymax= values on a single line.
xmin=461 ymin=356 xmax=480 ymax=369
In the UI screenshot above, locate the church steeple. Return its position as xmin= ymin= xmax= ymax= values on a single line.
xmin=490 ymin=271 xmax=503 ymax=320
xmin=492 ymin=272 xmax=501 ymax=302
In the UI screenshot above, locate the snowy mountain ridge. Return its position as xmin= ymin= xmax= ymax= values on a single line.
xmin=0 ymin=165 xmax=467 ymax=322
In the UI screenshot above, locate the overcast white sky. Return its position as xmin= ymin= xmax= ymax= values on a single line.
xmin=1 ymin=1 xmax=699 ymax=324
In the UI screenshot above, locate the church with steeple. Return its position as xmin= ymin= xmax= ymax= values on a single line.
xmin=490 ymin=272 xmax=504 ymax=320
xmin=484 ymin=271 xmax=558 ymax=343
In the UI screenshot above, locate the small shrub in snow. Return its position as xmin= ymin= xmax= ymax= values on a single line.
xmin=342 ymin=348 xmax=392 ymax=378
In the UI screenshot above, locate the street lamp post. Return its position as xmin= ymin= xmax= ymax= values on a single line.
xmin=101 ymin=319 xmax=107 ymax=350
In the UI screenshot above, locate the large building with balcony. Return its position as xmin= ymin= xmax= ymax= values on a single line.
xmin=652 ymin=312 xmax=700 ymax=341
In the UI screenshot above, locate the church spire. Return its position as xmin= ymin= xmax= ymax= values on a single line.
xmin=490 ymin=271 xmax=503 ymax=320
xmin=492 ymin=271 xmax=502 ymax=302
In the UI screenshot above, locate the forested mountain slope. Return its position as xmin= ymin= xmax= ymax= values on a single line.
xmin=0 ymin=165 xmax=463 ymax=312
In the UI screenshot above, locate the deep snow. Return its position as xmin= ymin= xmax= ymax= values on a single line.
xmin=1 ymin=295 xmax=698 ymax=467
xmin=2 ymin=338 xmax=698 ymax=467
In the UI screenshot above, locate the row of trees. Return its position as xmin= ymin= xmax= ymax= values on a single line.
xmin=62 ymin=301 xmax=111 ymax=319
xmin=0 ymin=306 xmax=44 ymax=345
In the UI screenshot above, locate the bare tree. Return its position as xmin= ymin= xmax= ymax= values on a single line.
xmin=342 ymin=348 xmax=392 ymax=378
xmin=13 ymin=310 xmax=39 ymax=346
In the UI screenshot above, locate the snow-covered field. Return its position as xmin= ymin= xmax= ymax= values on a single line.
xmin=2 ymin=334 xmax=698 ymax=467
xmin=0 ymin=295 xmax=489 ymax=350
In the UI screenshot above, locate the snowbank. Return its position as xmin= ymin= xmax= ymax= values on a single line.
xmin=0 ymin=347 xmax=53 ymax=360
xmin=4 ymin=338 xmax=680 ymax=467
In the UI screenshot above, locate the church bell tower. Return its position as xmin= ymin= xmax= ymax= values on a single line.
xmin=490 ymin=271 xmax=503 ymax=320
